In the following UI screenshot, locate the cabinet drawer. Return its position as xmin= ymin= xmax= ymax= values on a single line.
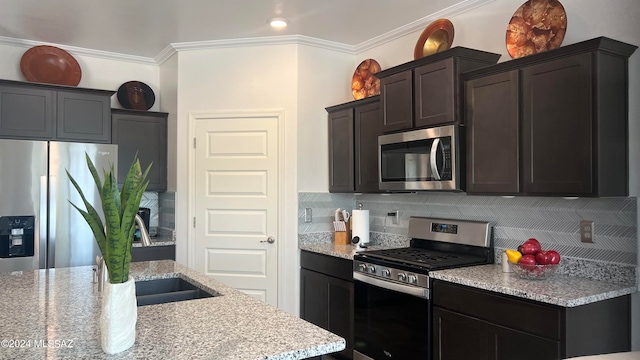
xmin=300 ymin=250 xmax=353 ymax=282
xmin=432 ymin=280 xmax=562 ymax=339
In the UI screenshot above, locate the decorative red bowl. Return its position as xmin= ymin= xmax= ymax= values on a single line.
xmin=20 ymin=45 xmax=82 ymax=86
xmin=510 ymin=262 xmax=559 ymax=280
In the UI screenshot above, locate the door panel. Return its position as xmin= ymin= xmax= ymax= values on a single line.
xmin=50 ymin=141 xmax=117 ymax=268
xmin=466 ymin=70 xmax=520 ymax=194
xmin=0 ymin=140 xmax=47 ymax=272
xmin=193 ymin=114 xmax=279 ymax=305
xmin=414 ymin=58 xmax=454 ymax=127
xmin=381 ymin=71 xmax=413 ymax=133
xmin=522 ymin=53 xmax=593 ymax=194
xmin=354 ymin=100 xmax=382 ymax=193
xmin=328 ymin=109 xmax=354 ymax=192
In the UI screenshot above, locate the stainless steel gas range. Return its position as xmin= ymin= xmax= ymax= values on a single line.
xmin=353 ymin=217 xmax=493 ymax=360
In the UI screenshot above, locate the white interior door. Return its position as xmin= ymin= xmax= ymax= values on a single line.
xmin=192 ymin=112 xmax=280 ymax=305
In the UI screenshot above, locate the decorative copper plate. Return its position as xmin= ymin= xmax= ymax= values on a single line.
xmin=413 ymin=19 xmax=454 ymax=59
xmin=117 ymin=81 xmax=155 ymax=110
xmin=506 ymin=0 xmax=567 ymax=59
xmin=20 ymin=45 xmax=82 ymax=86
xmin=352 ymin=59 xmax=381 ymax=100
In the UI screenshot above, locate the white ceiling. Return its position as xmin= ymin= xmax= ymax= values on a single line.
xmin=0 ymin=0 xmax=477 ymax=59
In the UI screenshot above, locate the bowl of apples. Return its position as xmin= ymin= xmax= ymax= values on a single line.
xmin=505 ymin=238 xmax=561 ymax=280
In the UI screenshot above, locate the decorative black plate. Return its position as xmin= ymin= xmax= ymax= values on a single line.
xmin=117 ymin=81 xmax=155 ymax=110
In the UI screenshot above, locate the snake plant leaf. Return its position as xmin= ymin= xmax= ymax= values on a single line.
xmin=120 ymin=179 xmax=149 ymax=280
xmin=68 ymin=152 xmax=151 ymax=284
xmin=120 ymin=159 xmax=150 ymax=216
xmin=101 ymin=170 xmax=127 ymax=283
xmin=66 ymin=170 xmax=106 ymax=256
xmin=85 ymin=153 xmax=103 ymax=194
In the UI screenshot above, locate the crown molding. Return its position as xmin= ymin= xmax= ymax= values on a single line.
xmin=155 ymin=44 xmax=178 ymax=65
xmin=0 ymin=35 xmax=156 ymax=65
xmin=0 ymin=0 xmax=496 ymax=65
xmin=355 ymin=0 xmax=496 ymax=53
xmin=159 ymin=35 xmax=354 ymax=63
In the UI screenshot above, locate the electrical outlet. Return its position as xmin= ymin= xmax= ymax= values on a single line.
xmin=580 ymin=220 xmax=594 ymax=243
xmin=304 ymin=208 xmax=312 ymax=223
xmin=387 ymin=210 xmax=400 ymax=225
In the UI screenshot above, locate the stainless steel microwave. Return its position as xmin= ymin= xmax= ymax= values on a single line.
xmin=378 ymin=125 xmax=462 ymax=191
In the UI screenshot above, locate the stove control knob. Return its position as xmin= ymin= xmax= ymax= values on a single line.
xmin=358 ymin=264 xmax=367 ymax=272
xmin=407 ymin=274 xmax=417 ymax=284
xmin=367 ymin=265 xmax=376 ymax=274
xmin=381 ymin=269 xmax=390 ymax=277
xmin=397 ymin=273 xmax=407 ymax=282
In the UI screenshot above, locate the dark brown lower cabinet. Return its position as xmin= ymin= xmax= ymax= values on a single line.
xmin=300 ymin=251 xmax=353 ymax=359
xmin=432 ymin=280 xmax=631 ymax=360
xmin=433 ymin=307 xmax=560 ymax=360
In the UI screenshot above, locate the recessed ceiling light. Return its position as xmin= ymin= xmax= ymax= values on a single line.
xmin=269 ymin=17 xmax=288 ymax=29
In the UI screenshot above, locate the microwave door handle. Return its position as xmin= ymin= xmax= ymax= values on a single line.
xmin=430 ymin=138 xmax=441 ymax=180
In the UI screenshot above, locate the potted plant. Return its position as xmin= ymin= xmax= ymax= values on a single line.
xmin=67 ymin=153 xmax=150 ymax=354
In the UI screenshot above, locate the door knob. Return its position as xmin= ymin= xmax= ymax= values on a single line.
xmin=260 ymin=236 xmax=275 ymax=244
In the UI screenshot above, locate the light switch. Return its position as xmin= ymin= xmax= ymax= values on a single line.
xmin=304 ymin=208 xmax=312 ymax=223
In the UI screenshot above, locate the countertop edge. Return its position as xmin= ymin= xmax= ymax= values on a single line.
xmin=429 ymin=266 xmax=638 ymax=307
xmin=299 ymin=240 xmax=638 ymax=308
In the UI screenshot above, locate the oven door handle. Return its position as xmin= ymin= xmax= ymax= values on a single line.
xmin=354 ymin=272 xmax=430 ymax=299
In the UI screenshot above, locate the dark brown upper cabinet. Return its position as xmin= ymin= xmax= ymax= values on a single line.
xmin=465 ymin=37 xmax=637 ymax=197
xmin=466 ymin=70 xmax=520 ymax=194
xmin=327 ymin=96 xmax=381 ymax=193
xmin=0 ymin=79 xmax=114 ymax=143
xmin=375 ymin=47 xmax=501 ymax=133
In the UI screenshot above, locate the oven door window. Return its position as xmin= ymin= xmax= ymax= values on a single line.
xmin=380 ymin=136 xmax=451 ymax=183
xmin=354 ymin=280 xmax=430 ymax=359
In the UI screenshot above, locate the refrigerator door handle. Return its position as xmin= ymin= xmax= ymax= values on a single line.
xmin=39 ymin=176 xmax=48 ymax=269
xmin=47 ymin=175 xmax=57 ymax=269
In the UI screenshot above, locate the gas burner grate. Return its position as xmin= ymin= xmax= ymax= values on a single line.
xmin=361 ymin=247 xmax=487 ymax=270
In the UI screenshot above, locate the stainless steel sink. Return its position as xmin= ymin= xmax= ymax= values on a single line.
xmin=135 ymin=277 xmax=218 ymax=306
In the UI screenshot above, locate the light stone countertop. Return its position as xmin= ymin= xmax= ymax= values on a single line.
xmin=0 ymin=260 xmax=345 ymax=359
xmin=298 ymin=242 xmax=388 ymax=260
xmin=298 ymin=237 xmax=637 ymax=308
xmin=429 ymin=264 xmax=637 ymax=307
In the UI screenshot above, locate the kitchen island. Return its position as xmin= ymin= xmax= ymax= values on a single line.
xmin=0 ymin=260 xmax=345 ymax=359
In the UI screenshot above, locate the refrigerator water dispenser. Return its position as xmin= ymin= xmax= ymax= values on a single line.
xmin=0 ymin=216 xmax=35 ymax=258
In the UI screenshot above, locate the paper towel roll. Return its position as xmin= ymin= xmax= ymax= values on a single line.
xmin=351 ymin=209 xmax=370 ymax=246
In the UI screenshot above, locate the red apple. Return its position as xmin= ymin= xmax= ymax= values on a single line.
xmin=520 ymin=241 xmax=541 ymax=256
xmin=518 ymin=254 xmax=537 ymax=270
xmin=547 ymin=250 xmax=561 ymax=265
xmin=527 ymin=238 xmax=541 ymax=247
xmin=535 ymin=250 xmax=550 ymax=265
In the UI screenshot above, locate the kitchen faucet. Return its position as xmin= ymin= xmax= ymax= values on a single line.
xmin=95 ymin=214 xmax=152 ymax=292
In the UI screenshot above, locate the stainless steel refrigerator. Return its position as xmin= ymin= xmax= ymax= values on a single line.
xmin=0 ymin=139 xmax=117 ymax=272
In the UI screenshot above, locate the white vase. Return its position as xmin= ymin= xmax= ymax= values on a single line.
xmin=100 ymin=275 xmax=137 ymax=354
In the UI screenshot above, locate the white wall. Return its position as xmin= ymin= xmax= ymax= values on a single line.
xmin=0 ymin=44 xmax=160 ymax=111
xmin=173 ymin=45 xmax=302 ymax=314
xmin=158 ymin=53 xmax=179 ymax=192
xmin=297 ymin=45 xmax=354 ymax=192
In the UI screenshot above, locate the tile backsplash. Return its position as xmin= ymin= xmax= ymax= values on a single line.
xmin=158 ymin=191 xmax=175 ymax=230
xmin=298 ymin=192 xmax=637 ymax=266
